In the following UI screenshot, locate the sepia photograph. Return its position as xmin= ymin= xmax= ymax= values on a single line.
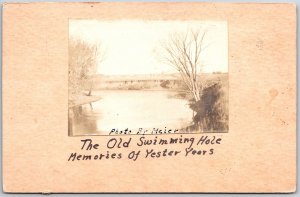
xmin=68 ymin=20 xmax=229 ymax=136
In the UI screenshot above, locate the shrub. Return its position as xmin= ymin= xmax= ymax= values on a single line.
xmin=160 ymin=80 xmax=171 ymax=89
xmin=189 ymin=82 xmax=228 ymax=132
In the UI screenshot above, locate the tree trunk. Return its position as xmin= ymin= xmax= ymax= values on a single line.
xmin=87 ymin=79 xmax=93 ymax=96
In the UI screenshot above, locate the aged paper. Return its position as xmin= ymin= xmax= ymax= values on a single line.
xmin=2 ymin=2 xmax=296 ymax=193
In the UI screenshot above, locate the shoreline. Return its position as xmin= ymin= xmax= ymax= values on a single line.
xmin=69 ymin=94 xmax=102 ymax=108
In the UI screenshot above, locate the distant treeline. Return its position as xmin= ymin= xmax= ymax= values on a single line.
xmin=89 ymin=73 xmax=228 ymax=91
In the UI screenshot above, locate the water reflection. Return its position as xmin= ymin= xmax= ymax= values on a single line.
xmin=69 ymin=90 xmax=193 ymax=136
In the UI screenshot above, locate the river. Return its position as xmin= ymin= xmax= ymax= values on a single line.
xmin=69 ymin=90 xmax=193 ymax=136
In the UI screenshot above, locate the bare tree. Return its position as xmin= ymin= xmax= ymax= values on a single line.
xmin=69 ymin=38 xmax=105 ymax=97
xmin=159 ymin=29 xmax=209 ymax=102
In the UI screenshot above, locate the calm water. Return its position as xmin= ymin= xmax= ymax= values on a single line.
xmin=69 ymin=90 xmax=193 ymax=136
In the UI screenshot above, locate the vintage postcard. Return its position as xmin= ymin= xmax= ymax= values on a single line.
xmin=3 ymin=2 xmax=296 ymax=193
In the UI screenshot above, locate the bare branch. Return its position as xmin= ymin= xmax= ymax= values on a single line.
xmin=158 ymin=28 xmax=210 ymax=101
xmin=69 ymin=37 xmax=106 ymax=95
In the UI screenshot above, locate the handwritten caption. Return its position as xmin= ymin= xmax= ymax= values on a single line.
xmin=68 ymin=135 xmax=222 ymax=162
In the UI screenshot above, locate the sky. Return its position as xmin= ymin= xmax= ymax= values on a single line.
xmin=69 ymin=20 xmax=228 ymax=75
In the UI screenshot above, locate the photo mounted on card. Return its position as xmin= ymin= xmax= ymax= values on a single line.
xmin=3 ymin=2 xmax=296 ymax=193
xmin=68 ymin=20 xmax=228 ymax=136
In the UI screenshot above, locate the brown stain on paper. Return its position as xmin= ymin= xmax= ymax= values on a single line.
xmin=268 ymin=88 xmax=279 ymax=104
